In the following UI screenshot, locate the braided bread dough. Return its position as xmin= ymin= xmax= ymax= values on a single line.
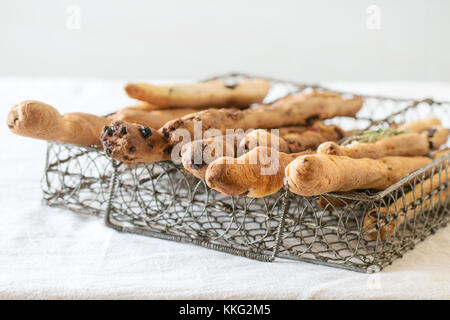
xmin=363 ymin=169 xmax=449 ymax=240
xmin=285 ymin=149 xmax=450 ymax=196
xmin=124 ymin=78 xmax=270 ymax=109
xmin=205 ymin=147 xmax=313 ymax=198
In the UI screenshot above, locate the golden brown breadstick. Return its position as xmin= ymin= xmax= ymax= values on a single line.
xmin=181 ymin=133 xmax=245 ymax=179
xmin=363 ymin=170 xmax=449 ymax=240
xmin=205 ymin=147 xmax=313 ymax=198
xmin=423 ymin=127 xmax=450 ymax=149
xmin=239 ymin=129 xmax=290 ymax=153
xmin=318 ymin=132 xmax=430 ymax=158
xmin=162 ymin=91 xmax=362 ymax=141
xmin=285 ymin=149 xmax=450 ymax=196
xmin=7 ymin=100 xmax=110 ymax=146
xmin=239 ymin=123 xmax=345 ymax=154
xmin=111 ymin=106 xmax=198 ymax=129
xmin=101 ymin=120 xmax=171 ymax=162
xmin=397 ymin=117 xmax=441 ymax=133
xmin=319 ymin=123 xmax=449 ymax=159
xmin=102 ymin=91 xmax=362 ymax=163
xmin=124 ymin=78 xmax=270 ymax=109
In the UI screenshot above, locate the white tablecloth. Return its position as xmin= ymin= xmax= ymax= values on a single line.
xmin=0 ymin=78 xmax=449 ymax=299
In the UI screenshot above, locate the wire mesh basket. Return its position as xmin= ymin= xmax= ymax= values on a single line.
xmin=42 ymin=142 xmax=113 ymax=215
xmin=42 ymin=73 xmax=449 ymax=272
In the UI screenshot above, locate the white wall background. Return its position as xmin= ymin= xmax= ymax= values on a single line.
xmin=0 ymin=0 xmax=449 ymax=81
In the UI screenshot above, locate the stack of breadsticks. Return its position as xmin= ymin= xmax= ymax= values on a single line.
xmin=7 ymin=78 xmax=449 ymax=240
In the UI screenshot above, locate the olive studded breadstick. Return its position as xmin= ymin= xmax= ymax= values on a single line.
xmin=7 ymin=100 xmax=110 ymax=146
xmin=124 ymin=78 xmax=270 ymax=109
xmin=205 ymin=147 xmax=313 ymax=198
xmin=102 ymin=90 xmax=362 ymax=164
xmin=101 ymin=120 xmax=171 ymax=162
xmin=285 ymin=149 xmax=450 ymax=196
xmin=363 ymin=170 xmax=450 ymax=240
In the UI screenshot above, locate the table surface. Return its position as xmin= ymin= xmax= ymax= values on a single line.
xmin=1 ymin=78 xmax=449 ymax=299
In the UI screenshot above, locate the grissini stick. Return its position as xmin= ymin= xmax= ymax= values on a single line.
xmin=240 ymin=122 xmax=346 ymax=154
xmin=180 ymin=133 xmax=245 ymax=180
xmin=102 ymin=91 xmax=362 ymax=163
xmin=124 ymin=78 xmax=270 ymax=109
xmin=285 ymin=149 xmax=449 ymax=196
xmin=6 ymin=100 xmax=198 ymax=147
xmin=396 ymin=117 xmax=441 ymax=133
xmin=318 ymin=126 xmax=449 ymax=159
xmin=205 ymin=147 xmax=313 ymax=198
xmin=7 ymin=100 xmax=110 ymax=147
xmin=181 ymin=123 xmax=346 ymax=180
xmin=111 ymin=106 xmax=198 ymax=130
xmin=363 ymin=170 xmax=449 ymax=240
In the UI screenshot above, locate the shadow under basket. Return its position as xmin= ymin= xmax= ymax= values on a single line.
xmin=40 ymin=73 xmax=450 ymax=273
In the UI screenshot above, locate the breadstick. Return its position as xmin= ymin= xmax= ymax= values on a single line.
xmin=111 ymin=106 xmax=198 ymax=129
xmin=397 ymin=117 xmax=441 ymax=133
xmin=240 ymin=123 xmax=345 ymax=154
xmin=205 ymin=147 xmax=313 ymax=198
xmin=285 ymin=149 xmax=450 ymax=196
xmin=318 ymin=132 xmax=430 ymax=158
xmin=124 ymin=78 xmax=270 ymax=109
xmin=181 ymin=133 xmax=244 ymax=179
xmin=102 ymin=91 xmax=362 ymax=163
xmin=423 ymin=127 xmax=450 ymax=149
xmin=101 ymin=120 xmax=171 ymax=162
xmin=363 ymin=170 xmax=449 ymax=240
xmin=7 ymin=100 xmax=110 ymax=146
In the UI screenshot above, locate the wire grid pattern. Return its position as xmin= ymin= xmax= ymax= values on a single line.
xmin=42 ymin=142 xmax=113 ymax=215
xmin=41 ymin=73 xmax=450 ymax=272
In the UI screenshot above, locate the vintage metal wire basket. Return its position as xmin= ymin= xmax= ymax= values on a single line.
xmin=41 ymin=73 xmax=449 ymax=273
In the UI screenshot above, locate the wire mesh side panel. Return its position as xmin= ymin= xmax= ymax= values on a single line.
xmin=366 ymin=155 xmax=449 ymax=269
xmin=105 ymin=161 xmax=287 ymax=261
xmin=42 ymin=142 xmax=113 ymax=215
xmin=278 ymin=155 xmax=449 ymax=273
xmin=276 ymin=193 xmax=376 ymax=272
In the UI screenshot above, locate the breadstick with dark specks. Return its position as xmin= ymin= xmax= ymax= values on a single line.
xmin=7 ymin=100 xmax=110 ymax=146
xmin=397 ymin=117 xmax=441 ymax=133
xmin=423 ymin=127 xmax=450 ymax=149
xmin=124 ymin=79 xmax=270 ymax=109
xmin=102 ymin=91 xmax=362 ymax=163
xmin=101 ymin=120 xmax=171 ymax=162
xmin=363 ymin=170 xmax=449 ymax=240
xmin=205 ymin=147 xmax=313 ymax=198
xmin=181 ymin=133 xmax=245 ymax=179
xmin=111 ymin=106 xmax=198 ymax=129
xmin=285 ymin=149 xmax=450 ymax=196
